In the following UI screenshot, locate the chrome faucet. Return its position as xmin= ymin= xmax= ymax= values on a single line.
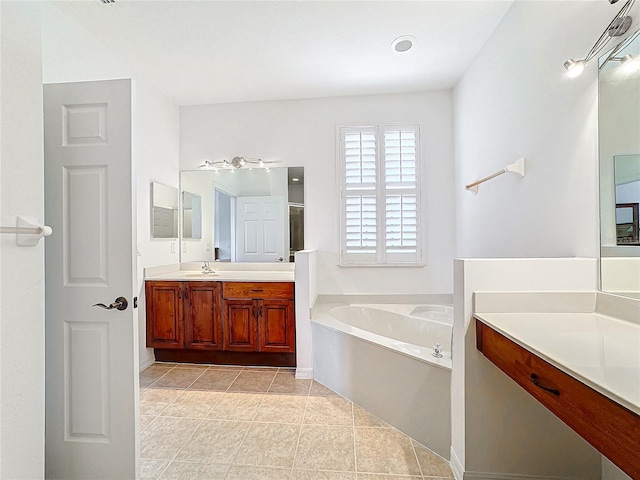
xmin=201 ymin=260 xmax=214 ymax=274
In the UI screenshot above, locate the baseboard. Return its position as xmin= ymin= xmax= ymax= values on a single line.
xmin=450 ymin=450 xmax=582 ymax=480
xmin=295 ymin=367 xmax=313 ymax=379
xmin=450 ymin=447 xmax=464 ymax=480
xmin=463 ymin=471 xmax=579 ymax=480
xmin=139 ymin=354 xmax=155 ymax=372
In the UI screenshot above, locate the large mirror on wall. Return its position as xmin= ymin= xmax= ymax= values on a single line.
xmin=180 ymin=167 xmax=304 ymax=263
xmin=599 ymin=29 xmax=640 ymax=299
xmin=151 ymin=182 xmax=179 ymax=239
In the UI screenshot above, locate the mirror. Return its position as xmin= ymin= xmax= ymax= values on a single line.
xmin=182 ymin=191 xmax=202 ymax=239
xmin=599 ymin=30 xmax=640 ymax=298
xmin=151 ymin=182 xmax=179 ymax=239
xmin=180 ymin=167 xmax=304 ymax=263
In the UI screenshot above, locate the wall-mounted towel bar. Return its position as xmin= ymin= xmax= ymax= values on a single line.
xmin=465 ymin=158 xmax=526 ymax=193
xmin=0 ymin=216 xmax=52 ymax=246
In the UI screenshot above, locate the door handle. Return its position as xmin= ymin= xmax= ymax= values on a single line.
xmin=92 ymin=296 xmax=128 ymax=311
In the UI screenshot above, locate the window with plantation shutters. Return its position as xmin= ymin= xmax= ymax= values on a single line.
xmin=338 ymin=125 xmax=422 ymax=265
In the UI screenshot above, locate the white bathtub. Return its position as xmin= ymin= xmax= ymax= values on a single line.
xmin=317 ymin=303 xmax=453 ymax=369
xmin=311 ymin=301 xmax=453 ymax=459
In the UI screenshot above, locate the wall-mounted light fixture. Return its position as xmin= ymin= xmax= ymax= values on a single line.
xmin=564 ymin=0 xmax=636 ymax=78
xmin=608 ymin=53 xmax=640 ymax=73
xmin=199 ymin=156 xmax=276 ymax=171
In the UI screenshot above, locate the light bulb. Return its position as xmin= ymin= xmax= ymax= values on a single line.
xmin=621 ymin=54 xmax=639 ymax=75
xmin=564 ymin=59 xmax=585 ymax=78
xmin=258 ymin=159 xmax=265 ymax=168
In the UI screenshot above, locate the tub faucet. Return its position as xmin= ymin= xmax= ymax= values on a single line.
xmin=201 ymin=260 xmax=214 ymax=274
xmin=432 ymin=343 xmax=443 ymax=358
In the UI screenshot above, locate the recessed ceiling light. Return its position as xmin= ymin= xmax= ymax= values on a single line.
xmin=292 ymin=178 xmax=300 ymax=182
xmin=391 ymin=35 xmax=416 ymax=53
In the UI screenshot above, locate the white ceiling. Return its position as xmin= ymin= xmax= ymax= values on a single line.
xmin=52 ymin=0 xmax=514 ymax=106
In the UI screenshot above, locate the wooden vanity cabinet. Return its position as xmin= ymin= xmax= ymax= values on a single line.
xmin=223 ymin=282 xmax=295 ymax=353
xmin=224 ymin=299 xmax=258 ymax=351
xmin=145 ymin=281 xmax=184 ymax=348
xmin=184 ymin=282 xmax=223 ymax=350
xmin=145 ymin=281 xmax=222 ymax=350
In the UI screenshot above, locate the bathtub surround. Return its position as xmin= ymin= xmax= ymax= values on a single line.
xmin=311 ymin=295 xmax=453 ymax=459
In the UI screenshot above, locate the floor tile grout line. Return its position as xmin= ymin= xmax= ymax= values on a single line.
xmin=166 ymin=415 xmax=209 ymax=468
xmin=264 ymin=370 xmax=279 ymax=393
xmin=408 ymin=437 xmax=425 ymax=478
xmin=154 ymin=458 xmax=172 ymax=480
xmin=222 ymin=369 xmax=245 ymax=393
xmin=226 ymin=388 xmax=269 ymax=468
xmin=288 ymin=388 xmax=310 ymax=477
xmin=351 ymin=400 xmax=358 ymax=474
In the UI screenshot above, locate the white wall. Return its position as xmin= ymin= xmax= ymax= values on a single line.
xmin=453 ymin=1 xmax=624 ymax=259
xmin=180 ymin=92 xmax=455 ymax=295
xmin=41 ymin=2 xmax=181 ymax=370
xmin=134 ymin=85 xmax=180 ymax=370
xmin=452 ymin=3 xmax=639 ymax=478
xmin=0 ymin=2 xmax=46 ymax=477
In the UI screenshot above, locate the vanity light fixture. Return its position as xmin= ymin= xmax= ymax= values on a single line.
xmin=563 ymin=0 xmax=635 ymax=78
xmin=199 ymin=156 xmax=276 ymax=171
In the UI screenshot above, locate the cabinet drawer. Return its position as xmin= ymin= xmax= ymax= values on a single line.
xmin=223 ymin=282 xmax=293 ymax=300
xmin=476 ymin=319 xmax=640 ymax=479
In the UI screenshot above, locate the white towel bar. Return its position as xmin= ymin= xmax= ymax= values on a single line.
xmin=0 ymin=216 xmax=52 ymax=246
xmin=465 ymin=158 xmax=526 ymax=193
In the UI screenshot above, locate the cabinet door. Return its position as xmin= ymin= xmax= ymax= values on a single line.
xmin=185 ymin=282 xmax=222 ymax=350
xmin=145 ymin=281 xmax=184 ymax=348
xmin=224 ymin=299 xmax=258 ymax=351
xmin=259 ymin=299 xmax=295 ymax=353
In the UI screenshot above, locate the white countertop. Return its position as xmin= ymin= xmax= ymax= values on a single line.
xmin=475 ymin=310 xmax=640 ymax=416
xmin=144 ymin=262 xmax=295 ymax=283
xmin=145 ymin=270 xmax=294 ymax=283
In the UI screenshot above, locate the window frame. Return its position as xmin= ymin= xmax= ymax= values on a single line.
xmin=337 ymin=123 xmax=423 ymax=267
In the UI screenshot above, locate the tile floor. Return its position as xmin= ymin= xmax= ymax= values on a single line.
xmin=140 ymin=363 xmax=454 ymax=480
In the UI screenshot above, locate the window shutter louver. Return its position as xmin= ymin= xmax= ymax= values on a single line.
xmin=384 ymin=128 xmax=418 ymax=255
xmin=339 ymin=125 xmax=421 ymax=265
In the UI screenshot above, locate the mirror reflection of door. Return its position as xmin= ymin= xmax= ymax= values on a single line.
xmin=236 ymin=196 xmax=285 ymax=262
xmin=214 ymin=189 xmax=235 ymax=261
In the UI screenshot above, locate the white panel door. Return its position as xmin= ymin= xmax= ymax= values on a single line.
xmin=236 ymin=196 xmax=285 ymax=262
xmin=44 ymin=79 xmax=138 ymax=479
